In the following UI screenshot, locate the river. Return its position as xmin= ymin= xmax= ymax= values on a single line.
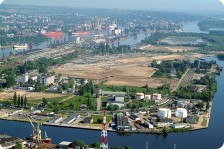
xmin=0 ymin=57 xmax=223 ymax=149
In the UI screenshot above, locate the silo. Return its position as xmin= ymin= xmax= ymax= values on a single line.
xmin=157 ymin=108 xmax=172 ymax=118
xmin=175 ymin=108 xmax=188 ymax=118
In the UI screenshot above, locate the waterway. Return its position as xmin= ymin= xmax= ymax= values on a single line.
xmin=0 ymin=57 xmax=224 ymax=149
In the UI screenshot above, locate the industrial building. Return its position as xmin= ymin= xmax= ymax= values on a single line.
xmin=115 ymin=113 xmax=130 ymax=131
xmin=61 ymin=114 xmax=80 ymax=124
xmin=48 ymin=116 xmax=63 ymax=124
xmin=135 ymin=93 xmax=144 ymax=100
xmin=157 ymin=108 xmax=172 ymax=118
xmin=107 ymin=96 xmax=125 ymax=108
xmin=38 ymin=74 xmax=55 ymax=86
xmin=175 ymin=108 xmax=188 ymax=118
xmin=171 ymin=123 xmax=190 ymax=129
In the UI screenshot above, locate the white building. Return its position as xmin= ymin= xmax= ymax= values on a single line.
xmin=135 ymin=93 xmax=144 ymax=100
xmin=39 ymin=74 xmax=55 ymax=86
xmin=157 ymin=108 xmax=172 ymax=118
xmin=21 ymin=73 xmax=29 ymax=83
xmin=152 ymin=93 xmax=162 ymax=103
xmin=175 ymin=108 xmax=188 ymax=118
xmin=145 ymin=94 xmax=151 ymax=100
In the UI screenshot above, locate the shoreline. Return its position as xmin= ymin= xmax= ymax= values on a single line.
xmin=0 ymin=113 xmax=211 ymax=134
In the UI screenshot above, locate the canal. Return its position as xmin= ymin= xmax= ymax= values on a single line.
xmin=0 ymin=57 xmax=223 ymax=149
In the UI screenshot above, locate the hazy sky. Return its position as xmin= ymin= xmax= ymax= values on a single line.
xmin=3 ymin=0 xmax=224 ymax=12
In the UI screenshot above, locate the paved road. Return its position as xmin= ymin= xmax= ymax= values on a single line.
xmin=172 ymin=68 xmax=190 ymax=92
xmin=59 ymin=95 xmax=75 ymax=103
xmin=97 ymin=96 xmax=101 ymax=111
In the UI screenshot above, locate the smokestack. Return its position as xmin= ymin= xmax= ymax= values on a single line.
xmin=0 ymin=0 xmax=5 ymax=4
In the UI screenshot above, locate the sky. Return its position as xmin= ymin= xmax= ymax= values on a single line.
xmin=2 ymin=0 xmax=224 ymax=13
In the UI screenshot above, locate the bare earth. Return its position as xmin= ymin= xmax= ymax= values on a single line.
xmin=0 ymin=90 xmax=66 ymax=101
xmin=52 ymin=54 xmax=201 ymax=87
xmin=139 ymin=45 xmax=198 ymax=52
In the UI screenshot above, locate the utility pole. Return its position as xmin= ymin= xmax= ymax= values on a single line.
xmin=174 ymin=144 xmax=176 ymax=149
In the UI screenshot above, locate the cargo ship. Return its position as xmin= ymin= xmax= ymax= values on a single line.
xmin=72 ymin=31 xmax=90 ymax=36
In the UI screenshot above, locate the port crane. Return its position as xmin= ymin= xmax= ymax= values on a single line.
xmin=27 ymin=116 xmax=42 ymax=147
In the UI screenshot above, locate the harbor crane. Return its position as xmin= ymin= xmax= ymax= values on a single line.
xmin=27 ymin=116 xmax=42 ymax=148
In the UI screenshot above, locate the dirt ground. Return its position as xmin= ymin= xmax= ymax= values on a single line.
xmin=0 ymin=90 xmax=66 ymax=101
xmin=139 ymin=45 xmax=198 ymax=52
xmin=52 ymin=54 xmax=193 ymax=87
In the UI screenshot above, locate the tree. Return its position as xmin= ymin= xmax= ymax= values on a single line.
xmin=21 ymin=96 xmax=24 ymax=107
xmin=12 ymin=142 xmax=22 ymax=149
xmin=97 ymin=118 xmax=103 ymax=124
xmin=87 ymin=93 xmax=91 ymax=107
xmin=90 ymin=142 xmax=100 ymax=148
xmin=24 ymin=96 xmax=27 ymax=107
xmin=42 ymin=98 xmax=48 ymax=107
xmin=53 ymin=105 xmax=59 ymax=113
xmin=74 ymin=140 xmax=85 ymax=147
xmin=197 ymin=102 xmax=204 ymax=109
xmin=13 ymin=92 xmax=17 ymax=106
xmin=17 ymin=95 xmax=21 ymax=107
xmin=5 ymin=75 xmax=16 ymax=88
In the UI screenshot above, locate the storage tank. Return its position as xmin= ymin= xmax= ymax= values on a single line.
xmin=157 ymin=108 xmax=172 ymax=118
xmin=175 ymin=108 xmax=188 ymax=118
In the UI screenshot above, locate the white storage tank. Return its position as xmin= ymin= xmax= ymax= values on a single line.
xmin=157 ymin=108 xmax=172 ymax=118
xmin=175 ymin=108 xmax=188 ymax=118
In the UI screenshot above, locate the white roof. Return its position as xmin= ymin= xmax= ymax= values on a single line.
xmin=218 ymin=143 xmax=224 ymax=149
xmin=59 ymin=141 xmax=72 ymax=146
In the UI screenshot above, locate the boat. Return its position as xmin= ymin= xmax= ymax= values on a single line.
xmin=41 ymin=131 xmax=52 ymax=144
xmin=13 ymin=44 xmax=29 ymax=49
xmin=72 ymin=31 xmax=90 ymax=36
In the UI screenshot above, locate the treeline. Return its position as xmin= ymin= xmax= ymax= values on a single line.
xmin=12 ymin=92 xmax=28 ymax=107
xmin=151 ymin=59 xmax=190 ymax=78
xmin=141 ymin=31 xmax=224 ymax=52
xmin=192 ymin=60 xmax=216 ymax=73
xmin=175 ymin=75 xmax=217 ymax=101
xmin=198 ymin=20 xmax=224 ymax=31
